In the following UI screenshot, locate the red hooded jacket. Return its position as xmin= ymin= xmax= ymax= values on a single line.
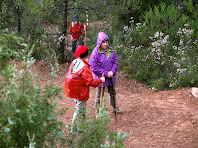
xmin=64 ymin=58 xmax=102 ymax=101
xmin=69 ymin=22 xmax=84 ymax=40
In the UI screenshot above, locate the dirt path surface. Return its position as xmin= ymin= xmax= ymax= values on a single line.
xmin=35 ymin=61 xmax=198 ymax=148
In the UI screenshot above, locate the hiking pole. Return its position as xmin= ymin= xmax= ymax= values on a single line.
xmin=100 ymin=73 xmax=104 ymax=106
xmin=84 ymin=11 xmax=88 ymax=46
xmin=99 ymin=73 xmax=104 ymax=116
xmin=110 ymin=78 xmax=117 ymax=122
xmin=84 ymin=23 xmax=86 ymax=46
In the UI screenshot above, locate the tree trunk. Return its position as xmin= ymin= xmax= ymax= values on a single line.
xmin=16 ymin=5 xmax=21 ymax=34
xmin=58 ymin=0 xmax=69 ymax=63
xmin=63 ymin=0 xmax=68 ymax=35
xmin=192 ymin=0 xmax=197 ymax=6
xmin=0 ymin=2 xmax=2 ymax=13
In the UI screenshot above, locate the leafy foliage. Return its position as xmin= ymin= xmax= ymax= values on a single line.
xmin=0 ymin=29 xmax=22 ymax=71
xmin=65 ymin=105 xmax=128 ymax=148
xmin=116 ymin=1 xmax=198 ymax=90
xmin=0 ymin=29 xmax=64 ymax=147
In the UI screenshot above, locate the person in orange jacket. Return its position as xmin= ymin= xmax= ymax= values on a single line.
xmin=64 ymin=45 xmax=105 ymax=131
xmin=69 ymin=16 xmax=85 ymax=53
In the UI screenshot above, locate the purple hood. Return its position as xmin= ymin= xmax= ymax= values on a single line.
xmin=95 ymin=32 xmax=113 ymax=51
xmin=89 ymin=32 xmax=118 ymax=87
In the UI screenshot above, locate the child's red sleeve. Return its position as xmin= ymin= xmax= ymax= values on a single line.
xmin=81 ymin=67 xmax=102 ymax=87
xmin=81 ymin=23 xmax=84 ymax=30
xmin=69 ymin=24 xmax=72 ymax=35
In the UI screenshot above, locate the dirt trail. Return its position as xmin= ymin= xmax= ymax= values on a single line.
xmin=35 ymin=61 xmax=198 ymax=148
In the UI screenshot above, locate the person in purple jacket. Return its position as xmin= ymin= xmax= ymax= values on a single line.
xmin=89 ymin=32 xmax=123 ymax=114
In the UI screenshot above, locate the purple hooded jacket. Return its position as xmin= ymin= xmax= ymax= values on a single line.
xmin=89 ymin=32 xmax=118 ymax=87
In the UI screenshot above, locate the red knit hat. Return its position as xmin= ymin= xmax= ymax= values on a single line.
xmin=74 ymin=45 xmax=88 ymax=57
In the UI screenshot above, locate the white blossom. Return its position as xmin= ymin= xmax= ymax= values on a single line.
xmin=173 ymin=62 xmax=180 ymax=67
xmin=173 ymin=46 xmax=177 ymax=50
xmin=162 ymin=35 xmax=169 ymax=44
xmin=182 ymin=28 xmax=187 ymax=32
xmin=5 ymin=128 xmax=10 ymax=132
xmin=179 ymin=39 xmax=184 ymax=45
xmin=177 ymin=68 xmax=187 ymax=74
xmin=152 ymin=41 xmax=160 ymax=48
xmin=149 ymin=36 xmax=154 ymax=40
xmin=177 ymin=28 xmax=182 ymax=34
xmin=160 ymin=32 xmax=164 ymax=37
xmin=154 ymin=31 xmax=159 ymax=38
xmin=136 ymin=23 xmax=142 ymax=27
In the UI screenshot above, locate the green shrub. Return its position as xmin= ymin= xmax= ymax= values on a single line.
xmin=65 ymin=105 xmax=128 ymax=148
xmin=142 ymin=2 xmax=184 ymax=45
xmin=0 ymin=29 xmax=64 ymax=147
xmin=0 ymin=29 xmax=22 ymax=72
xmin=116 ymin=1 xmax=198 ymax=90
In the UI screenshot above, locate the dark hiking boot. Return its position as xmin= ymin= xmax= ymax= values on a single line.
xmin=111 ymin=107 xmax=123 ymax=114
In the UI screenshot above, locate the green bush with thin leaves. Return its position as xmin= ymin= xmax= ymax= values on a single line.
xmin=116 ymin=1 xmax=198 ymax=90
xmin=65 ymin=105 xmax=128 ymax=148
xmin=0 ymin=29 xmax=64 ymax=147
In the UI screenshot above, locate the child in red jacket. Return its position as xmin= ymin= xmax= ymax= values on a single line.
xmin=64 ymin=45 xmax=105 ymax=131
xmin=69 ymin=16 xmax=85 ymax=53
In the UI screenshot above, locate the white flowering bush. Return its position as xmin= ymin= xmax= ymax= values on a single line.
xmin=116 ymin=1 xmax=198 ymax=90
xmin=117 ymin=23 xmax=197 ymax=90
xmin=168 ymin=24 xmax=198 ymax=88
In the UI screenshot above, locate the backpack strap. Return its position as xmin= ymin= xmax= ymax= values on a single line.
xmin=72 ymin=22 xmax=81 ymax=28
xmin=72 ymin=58 xmax=85 ymax=74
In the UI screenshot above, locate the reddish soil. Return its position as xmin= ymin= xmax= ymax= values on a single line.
xmin=34 ymin=61 xmax=198 ymax=148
